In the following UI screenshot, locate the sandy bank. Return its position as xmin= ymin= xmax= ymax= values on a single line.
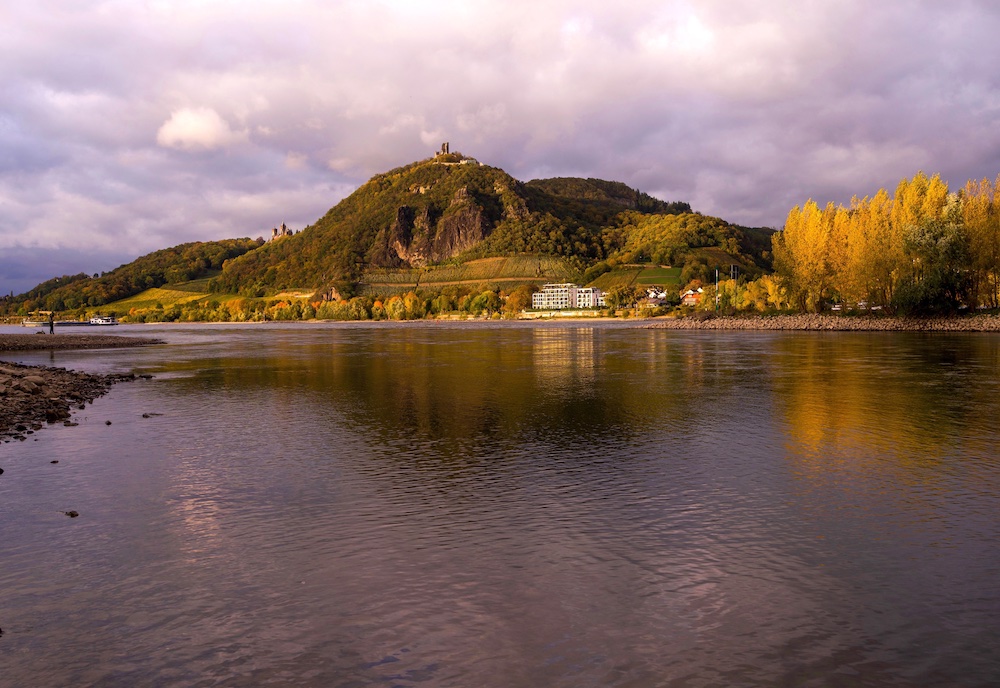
xmin=0 ymin=333 xmax=162 ymax=351
xmin=646 ymin=313 xmax=1000 ymax=331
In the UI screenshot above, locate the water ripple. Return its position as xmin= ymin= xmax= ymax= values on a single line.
xmin=1 ymin=325 xmax=998 ymax=686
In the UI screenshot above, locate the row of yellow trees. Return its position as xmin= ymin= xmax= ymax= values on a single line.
xmin=771 ymin=172 xmax=1000 ymax=313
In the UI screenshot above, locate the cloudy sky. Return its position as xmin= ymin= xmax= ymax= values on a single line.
xmin=3 ymin=0 xmax=1000 ymax=294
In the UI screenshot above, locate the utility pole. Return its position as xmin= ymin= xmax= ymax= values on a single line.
xmin=715 ymin=268 xmax=719 ymax=312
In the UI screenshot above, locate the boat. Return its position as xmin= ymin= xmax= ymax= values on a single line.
xmin=21 ymin=316 xmax=118 ymax=327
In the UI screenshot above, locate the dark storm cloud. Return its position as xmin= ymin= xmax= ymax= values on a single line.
xmin=4 ymin=0 xmax=1000 ymax=292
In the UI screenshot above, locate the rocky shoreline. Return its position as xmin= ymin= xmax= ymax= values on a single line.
xmin=0 ymin=362 xmax=152 ymax=443
xmin=646 ymin=313 xmax=1000 ymax=331
xmin=0 ymin=334 xmax=161 ymax=442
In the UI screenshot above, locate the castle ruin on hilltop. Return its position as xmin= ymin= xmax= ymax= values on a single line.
xmin=270 ymin=222 xmax=293 ymax=241
xmin=432 ymin=142 xmax=480 ymax=166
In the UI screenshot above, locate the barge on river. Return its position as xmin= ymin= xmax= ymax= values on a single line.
xmin=22 ymin=315 xmax=118 ymax=327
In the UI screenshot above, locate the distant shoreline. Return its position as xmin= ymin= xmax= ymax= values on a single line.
xmin=646 ymin=313 xmax=1000 ymax=331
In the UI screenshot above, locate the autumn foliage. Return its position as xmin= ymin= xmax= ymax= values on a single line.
xmin=772 ymin=172 xmax=1000 ymax=314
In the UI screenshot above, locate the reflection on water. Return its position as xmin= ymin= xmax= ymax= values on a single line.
xmin=1 ymin=323 xmax=998 ymax=686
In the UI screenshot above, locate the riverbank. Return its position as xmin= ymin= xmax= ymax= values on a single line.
xmin=646 ymin=313 xmax=1000 ymax=331
xmin=1 ymin=334 xmax=161 ymax=442
xmin=0 ymin=333 xmax=162 ymax=351
xmin=0 ymin=362 xmax=153 ymax=442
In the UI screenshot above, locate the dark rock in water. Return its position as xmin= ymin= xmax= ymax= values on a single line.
xmin=138 ymin=374 xmax=153 ymax=379
xmin=0 ymin=467 xmax=4 ymax=475
xmin=63 ymin=511 xmax=79 ymax=518
xmin=50 ymin=460 xmax=59 ymax=464
xmin=78 ymin=404 xmax=85 ymax=410
xmin=15 ymin=424 xmax=26 ymax=432
xmin=105 ymin=420 xmax=112 ymax=425
xmin=142 ymin=413 xmax=150 ymax=418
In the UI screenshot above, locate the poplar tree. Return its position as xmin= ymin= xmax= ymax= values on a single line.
xmin=961 ymin=177 xmax=1000 ymax=308
xmin=772 ymin=200 xmax=836 ymax=312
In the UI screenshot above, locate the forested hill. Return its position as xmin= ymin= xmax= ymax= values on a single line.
xmin=0 ymin=239 xmax=260 ymax=315
xmin=523 ymin=177 xmax=691 ymax=215
xmin=211 ymin=154 xmax=769 ymax=297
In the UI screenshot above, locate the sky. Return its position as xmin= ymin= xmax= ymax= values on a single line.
xmin=3 ymin=0 xmax=1000 ymax=295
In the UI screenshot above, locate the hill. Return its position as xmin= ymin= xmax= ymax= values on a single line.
xmin=524 ymin=177 xmax=690 ymax=216
xmin=209 ymin=153 xmax=737 ymax=298
xmin=0 ymin=239 xmax=260 ymax=316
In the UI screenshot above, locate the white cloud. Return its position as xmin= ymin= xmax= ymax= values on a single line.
xmin=156 ymin=107 xmax=248 ymax=151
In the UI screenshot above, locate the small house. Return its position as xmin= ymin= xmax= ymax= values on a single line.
xmin=681 ymin=288 xmax=703 ymax=307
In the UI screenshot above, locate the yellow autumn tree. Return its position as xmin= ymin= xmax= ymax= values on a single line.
xmin=772 ymin=200 xmax=837 ymax=312
xmin=961 ymin=176 xmax=1000 ymax=308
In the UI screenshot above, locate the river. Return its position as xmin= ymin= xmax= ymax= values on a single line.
xmin=1 ymin=322 xmax=998 ymax=686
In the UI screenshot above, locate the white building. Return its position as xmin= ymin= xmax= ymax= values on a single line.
xmin=531 ymin=283 xmax=606 ymax=310
xmin=575 ymin=287 xmax=604 ymax=308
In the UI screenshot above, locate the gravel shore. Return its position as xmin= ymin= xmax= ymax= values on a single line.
xmin=0 ymin=333 xmax=162 ymax=351
xmin=0 ymin=334 xmax=161 ymax=442
xmin=0 ymin=363 xmax=151 ymax=442
xmin=646 ymin=313 xmax=1000 ymax=331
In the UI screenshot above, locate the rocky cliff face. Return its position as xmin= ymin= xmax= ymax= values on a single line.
xmin=370 ymin=186 xmax=490 ymax=268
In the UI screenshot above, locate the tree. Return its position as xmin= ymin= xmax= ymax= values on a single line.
xmin=772 ymin=200 xmax=836 ymax=312
xmin=892 ymin=211 xmax=971 ymax=315
xmin=403 ymin=291 xmax=425 ymax=319
xmin=962 ymin=176 xmax=1000 ymax=308
xmin=502 ymin=285 xmax=535 ymax=318
xmin=469 ymin=290 xmax=502 ymax=316
xmin=605 ymin=285 xmax=642 ymax=309
xmin=386 ymin=296 xmax=406 ymax=320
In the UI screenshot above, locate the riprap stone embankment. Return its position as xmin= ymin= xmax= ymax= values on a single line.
xmin=646 ymin=314 xmax=1000 ymax=331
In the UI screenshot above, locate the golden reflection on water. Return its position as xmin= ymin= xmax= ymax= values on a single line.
xmin=531 ymin=327 xmax=597 ymax=396
xmin=772 ymin=335 xmax=995 ymax=463
xmin=767 ymin=334 xmax=1000 ymax=543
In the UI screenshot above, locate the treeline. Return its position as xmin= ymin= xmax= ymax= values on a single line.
xmin=524 ymin=178 xmax=691 ymax=217
xmin=773 ymin=172 xmax=1000 ymax=314
xmin=612 ymin=211 xmax=772 ymax=272
xmin=4 ymin=273 xmax=92 ymax=303
xmin=0 ymin=239 xmax=261 ymax=315
xmin=121 ymin=284 xmax=539 ymax=323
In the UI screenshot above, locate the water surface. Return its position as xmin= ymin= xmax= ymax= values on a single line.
xmin=1 ymin=322 xmax=998 ymax=686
